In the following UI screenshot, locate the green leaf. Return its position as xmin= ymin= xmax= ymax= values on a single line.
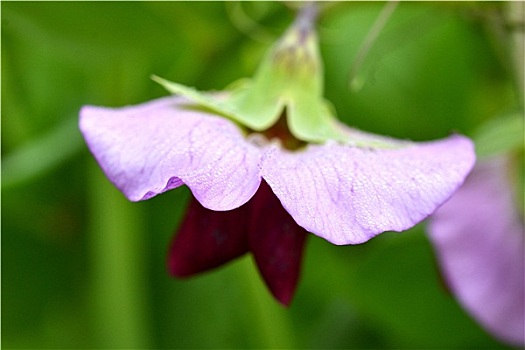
xmin=151 ymin=76 xmax=235 ymax=116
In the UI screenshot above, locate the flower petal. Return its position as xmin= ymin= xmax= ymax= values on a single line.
xmin=168 ymin=197 xmax=250 ymax=277
xmin=248 ymin=181 xmax=308 ymax=306
xmin=261 ymin=134 xmax=475 ymax=245
xmin=428 ymin=156 xmax=524 ymax=346
xmin=79 ymin=97 xmax=262 ymax=210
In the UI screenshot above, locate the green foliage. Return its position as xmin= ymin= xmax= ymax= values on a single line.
xmin=2 ymin=2 xmax=518 ymax=349
xmin=474 ymin=113 xmax=524 ymax=159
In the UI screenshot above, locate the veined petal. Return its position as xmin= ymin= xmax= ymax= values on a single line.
xmin=261 ymin=134 xmax=475 ymax=245
xmin=79 ymin=97 xmax=262 ymax=210
xmin=428 ymin=157 xmax=524 ymax=346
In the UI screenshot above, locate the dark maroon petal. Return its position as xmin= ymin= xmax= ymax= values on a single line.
xmin=248 ymin=181 xmax=308 ymax=306
xmin=168 ymin=197 xmax=250 ymax=277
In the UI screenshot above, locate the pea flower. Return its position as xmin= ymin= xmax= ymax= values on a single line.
xmin=79 ymin=5 xmax=475 ymax=305
xmin=428 ymin=154 xmax=524 ymax=346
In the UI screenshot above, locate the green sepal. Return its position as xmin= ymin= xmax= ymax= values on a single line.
xmin=225 ymin=24 xmax=347 ymax=142
xmin=151 ymin=76 xmax=239 ymax=119
xmin=154 ymin=16 xmax=348 ymax=143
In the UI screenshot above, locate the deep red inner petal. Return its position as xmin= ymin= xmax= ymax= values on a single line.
xmin=168 ymin=196 xmax=250 ymax=277
xmin=168 ymin=181 xmax=308 ymax=305
xmin=248 ymin=181 xmax=309 ymax=306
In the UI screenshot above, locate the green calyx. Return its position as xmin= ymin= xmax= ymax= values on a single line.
xmin=154 ymin=5 xmax=347 ymax=144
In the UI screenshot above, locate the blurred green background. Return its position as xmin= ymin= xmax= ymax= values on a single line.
xmin=2 ymin=2 xmax=520 ymax=349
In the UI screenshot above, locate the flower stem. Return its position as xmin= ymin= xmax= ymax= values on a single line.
xmin=87 ymin=163 xmax=151 ymax=348
xmin=295 ymin=1 xmax=319 ymax=31
xmin=239 ymin=257 xmax=297 ymax=348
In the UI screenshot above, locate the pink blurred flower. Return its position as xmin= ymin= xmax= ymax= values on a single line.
xmin=429 ymin=155 xmax=524 ymax=345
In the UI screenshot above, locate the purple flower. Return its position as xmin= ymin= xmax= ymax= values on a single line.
xmin=80 ymin=96 xmax=475 ymax=304
xmin=428 ymin=155 xmax=524 ymax=346
xmin=79 ymin=4 xmax=475 ymax=304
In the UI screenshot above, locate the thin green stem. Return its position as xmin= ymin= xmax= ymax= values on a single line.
xmin=348 ymin=0 xmax=399 ymax=90
xmin=295 ymin=1 xmax=319 ymax=31
xmin=506 ymin=1 xmax=524 ymax=110
xmin=238 ymin=257 xmax=297 ymax=348
xmin=225 ymin=2 xmax=275 ymax=44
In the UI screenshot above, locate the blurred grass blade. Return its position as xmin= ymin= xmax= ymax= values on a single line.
xmin=88 ymin=164 xmax=152 ymax=348
xmin=238 ymin=257 xmax=297 ymax=348
xmin=474 ymin=113 xmax=524 ymax=159
xmin=225 ymin=1 xmax=275 ymax=44
xmin=2 ymin=116 xmax=84 ymax=190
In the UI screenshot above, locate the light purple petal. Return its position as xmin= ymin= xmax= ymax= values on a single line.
xmin=428 ymin=156 xmax=524 ymax=346
xmin=80 ymin=97 xmax=262 ymax=210
xmin=261 ymin=134 xmax=475 ymax=245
